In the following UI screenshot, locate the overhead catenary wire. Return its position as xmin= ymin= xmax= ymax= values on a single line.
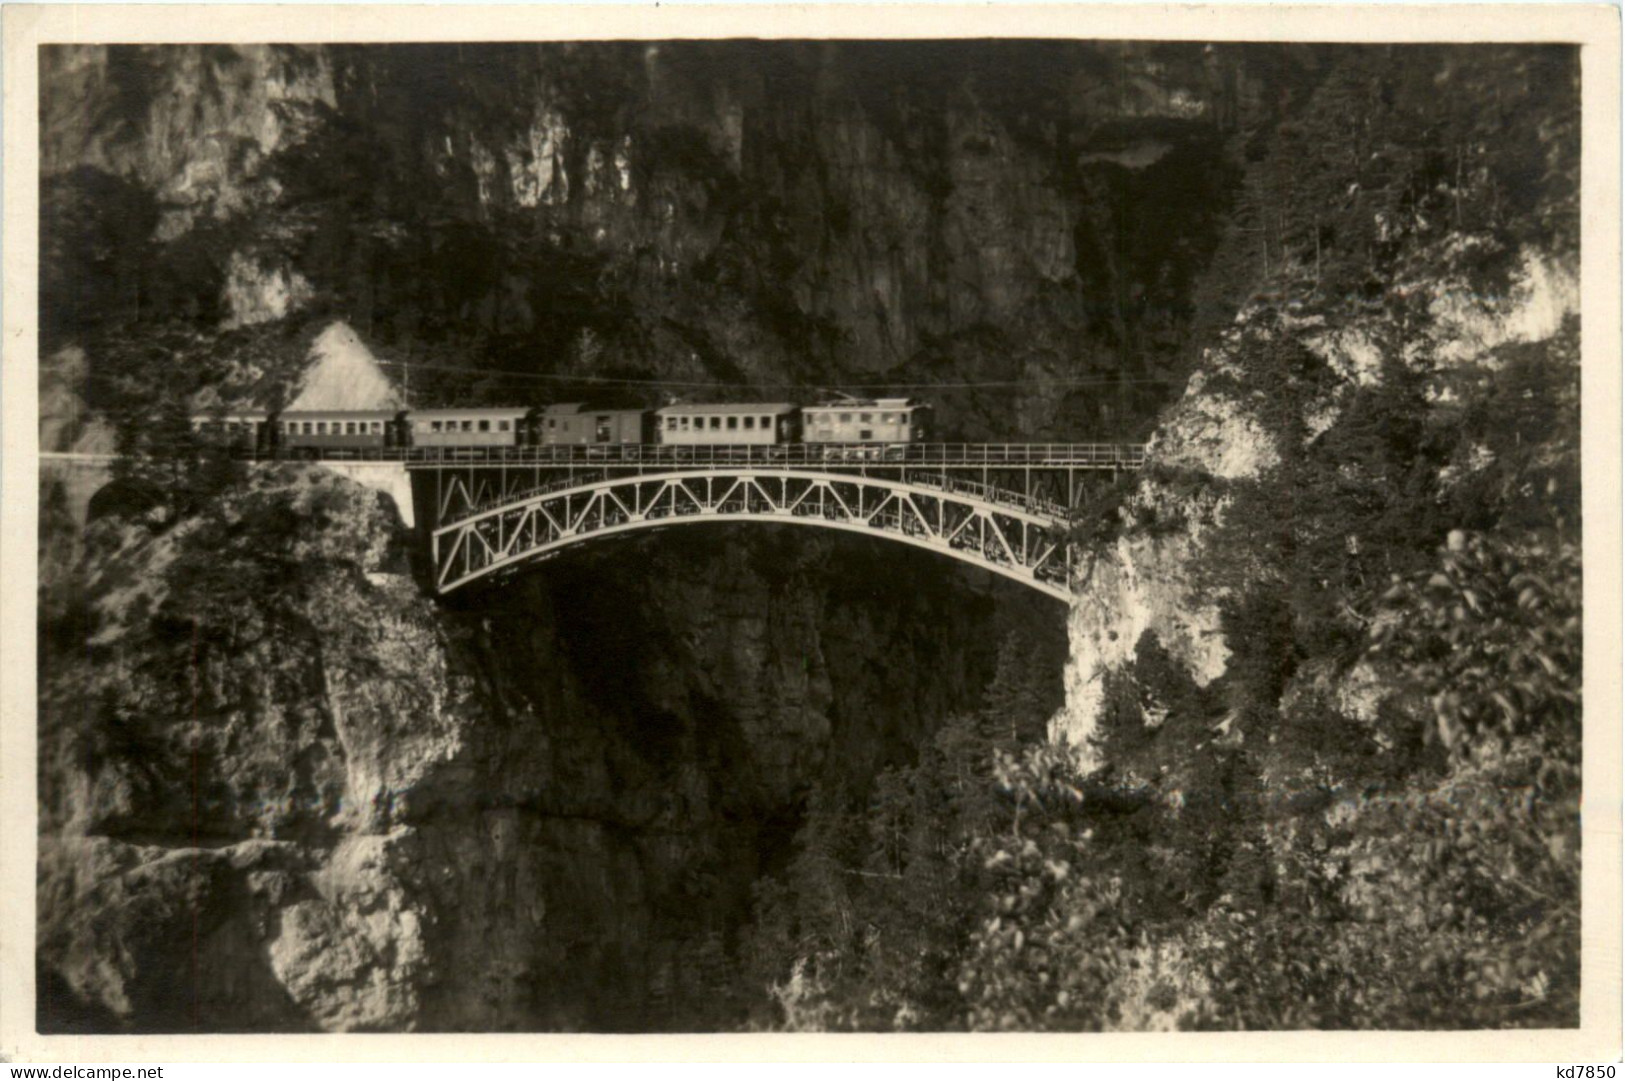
xmin=367 ymin=356 xmax=1177 ymax=392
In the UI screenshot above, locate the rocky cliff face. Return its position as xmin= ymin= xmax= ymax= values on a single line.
xmin=40 ymin=41 xmax=1299 ymax=440
xmin=38 ymin=40 xmax=1579 ymax=1032
xmin=38 ymin=467 xmax=1057 ymax=1031
xmin=37 ymin=42 xmax=1276 ymax=1029
xmin=1049 ymin=45 xmax=1580 ymax=757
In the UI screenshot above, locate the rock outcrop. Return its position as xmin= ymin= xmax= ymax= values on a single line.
xmin=1051 ymin=55 xmax=1580 ymax=749
xmin=38 ymin=468 xmax=1056 ymax=1031
xmin=39 ymin=41 xmax=1289 ymax=438
xmin=35 ymin=40 xmax=1580 ymax=1033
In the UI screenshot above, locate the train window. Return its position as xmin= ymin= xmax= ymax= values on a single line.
xmin=342 ymin=422 xmax=353 ymax=435
xmin=727 ymin=416 xmax=739 ymax=431
xmin=761 ymin=416 xmax=772 ymax=429
xmin=882 ymin=413 xmax=896 ymax=424
xmin=860 ymin=413 xmax=872 ymax=423
xmin=479 ymin=419 xmax=490 ymax=432
xmin=372 ymin=422 xmax=383 ymax=433
xmin=547 ymin=418 xmax=556 ymax=429
xmin=860 ymin=429 xmax=874 ymax=441
xmin=666 ymin=417 xmax=678 ymax=431
xmin=431 ymin=421 xmax=443 ymax=432
xmin=709 ymin=417 xmax=722 ymax=430
xmin=462 ymin=420 xmax=473 ymax=432
xmin=743 ymin=416 xmax=755 ymax=430
xmin=498 ymin=420 xmax=510 ymax=432
xmin=839 ymin=413 xmax=851 ymax=424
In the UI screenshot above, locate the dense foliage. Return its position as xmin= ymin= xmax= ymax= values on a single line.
xmin=737 ymin=485 xmax=1578 ymax=1032
xmin=39 ymin=41 xmax=1582 ymax=1033
xmin=733 ymin=44 xmax=1581 ymax=1031
xmin=40 ymin=41 xmax=1329 ymax=444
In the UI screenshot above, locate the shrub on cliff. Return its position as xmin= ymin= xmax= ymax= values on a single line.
xmin=745 ymin=39 xmax=1581 ymax=1030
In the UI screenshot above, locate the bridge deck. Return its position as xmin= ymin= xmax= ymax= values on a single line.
xmin=44 ymin=443 xmax=1146 ymax=469
xmin=371 ymin=442 xmax=1144 ymax=469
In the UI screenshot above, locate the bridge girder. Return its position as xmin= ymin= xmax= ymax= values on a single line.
xmin=429 ymin=468 xmax=1077 ymax=601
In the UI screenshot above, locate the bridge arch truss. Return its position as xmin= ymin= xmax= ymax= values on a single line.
xmin=429 ymin=469 xmax=1078 ymax=600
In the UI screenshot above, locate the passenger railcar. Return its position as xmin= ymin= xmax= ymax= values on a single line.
xmin=655 ymin=402 xmax=799 ymax=445
xmin=277 ymin=410 xmax=393 ymax=453
xmin=532 ymin=403 xmax=651 ymax=446
xmin=410 ymin=408 xmax=530 ymax=447
xmin=190 ymin=411 xmax=271 ymax=451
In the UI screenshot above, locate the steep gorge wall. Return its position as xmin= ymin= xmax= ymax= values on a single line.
xmin=42 ymin=41 xmax=1188 ymax=1032
xmin=33 ymin=38 xmax=1584 ymax=1031
xmin=1050 ymin=46 xmax=1580 ymax=755
xmin=37 ymin=469 xmax=1058 ymax=1031
xmin=39 ymin=41 xmax=1299 ymax=441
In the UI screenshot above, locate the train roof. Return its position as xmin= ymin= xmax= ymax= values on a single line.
xmin=542 ymin=403 xmax=646 ymax=416
xmin=275 ymin=408 xmax=398 ymax=418
xmin=804 ymin=397 xmax=924 ymax=410
xmin=656 ymin=402 xmax=797 ymax=416
xmin=408 ymin=406 xmax=531 ymax=418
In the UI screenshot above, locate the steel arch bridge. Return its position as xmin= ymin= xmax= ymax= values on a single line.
xmin=428 ymin=468 xmax=1082 ymax=600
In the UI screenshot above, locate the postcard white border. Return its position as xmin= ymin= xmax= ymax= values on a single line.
xmin=2 ymin=3 xmax=1619 ymax=1064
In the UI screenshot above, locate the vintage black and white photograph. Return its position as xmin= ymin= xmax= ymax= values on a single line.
xmin=17 ymin=12 xmax=1612 ymax=1044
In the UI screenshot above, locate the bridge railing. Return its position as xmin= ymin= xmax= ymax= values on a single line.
xmin=257 ymin=442 xmax=1148 ymax=468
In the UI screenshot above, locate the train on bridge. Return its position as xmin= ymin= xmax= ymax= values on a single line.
xmin=181 ymin=397 xmax=1143 ymax=598
xmin=191 ymin=398 xmax=935 ymax=461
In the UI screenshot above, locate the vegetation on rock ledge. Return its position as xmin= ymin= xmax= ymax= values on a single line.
xmin=733 ymin=44 xmax=1580 ymax=1032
